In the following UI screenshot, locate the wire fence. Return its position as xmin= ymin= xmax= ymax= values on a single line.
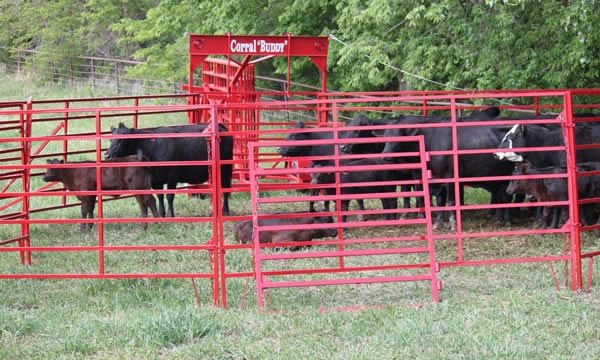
xmin=6 ymin=49 xmax=185 ymax=95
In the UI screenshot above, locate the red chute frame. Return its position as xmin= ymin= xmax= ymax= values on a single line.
xmin=183 ymin=33 xmax=329 ymax=183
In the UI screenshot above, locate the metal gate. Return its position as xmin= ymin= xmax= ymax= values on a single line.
xmin=248 ymin=130 xmax=440 ymax=311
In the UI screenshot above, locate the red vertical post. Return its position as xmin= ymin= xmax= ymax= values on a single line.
xmin=563 ymin=92 xmax=582 ymax=290
xmin=419 ymin=135 xmax=439 ymax=302
xmin=249 ymin=142 xmax=265 ymax=311
xmin=95 ymin=111 xmax=104 ymax=274
xmin=19 ymin=99 xmax=32 ymax=265
xmin=62 ymin=101 xmax=69 ymax=206
xmin=450 ymin=98 xmax=462 ymax=262
xmin=18 ymin=104 xmax=25 ymax=265
xmin=209 ymin=105 xmax=221 ymax=306
xmin=133 ymin=98 xmax=139 ymax=128
xmin=332 ymin=103 xmax=345 ymax=269
xmin=24 ymin=100 xmax=32 ymax=265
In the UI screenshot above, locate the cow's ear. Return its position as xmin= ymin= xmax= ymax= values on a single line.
xmin=520 ymin=161 xmax=529 ymax=174
xmin=296 ymin=121 xmax=305 ymax=128
xmin=46 ymin=159 xmax=52 ymax=164
xmin=118 ymin=122 xmax=126 ymax=128
xmin=59 ymin=159 xmax=65 ymax=164
xmin=111 ymin=126 xmax=115 ymax=132
xmin=485 ymin=106 xmax=500 ymax=118
xmin=520 ymin=125 xmax=527 ymax=136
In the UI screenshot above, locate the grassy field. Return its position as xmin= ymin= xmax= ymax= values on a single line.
xmin=1 ymin=69 xmax=600 ymax=359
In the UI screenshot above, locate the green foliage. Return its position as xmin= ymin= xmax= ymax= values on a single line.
xmin=1 ymin=0 xmax=600 ymax=90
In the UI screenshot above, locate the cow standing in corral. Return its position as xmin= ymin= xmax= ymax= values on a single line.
xmin=105 ymin=122 xmax=233 ymax=217
xmin=496 ymin=123 xmax=600 ymax=166
xmin=496 ymin=123 xmax=600 ymax=225
xmin=376 ymin=112 xmax=513 ymax=230
xmin=339 ymin=107 xmax=503 ymax=221
xmin=506 ymin=161 xmax=600 ymax=229
xmin=278 ymin=121 xmax=366 ymax=213
xmin=234 ymin=213 xmax=337 ymax=250
xmin=42 ymin=156 xmax=159 ymax=231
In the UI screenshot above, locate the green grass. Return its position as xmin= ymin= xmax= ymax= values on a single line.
xmin=1 ymin=70 xmax=600 ymax=359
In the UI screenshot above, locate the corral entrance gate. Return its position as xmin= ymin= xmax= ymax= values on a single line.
xmin=248 ymin=132 xmax=440 ymax=311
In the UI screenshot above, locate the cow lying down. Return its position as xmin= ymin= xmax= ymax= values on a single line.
xmin=506 ymin=161 xmax=600 ymax=229
xmin=234 ymin=213 xmax=337 ymax=250
xmin=42 ymin=156 xmax=159 ymax=231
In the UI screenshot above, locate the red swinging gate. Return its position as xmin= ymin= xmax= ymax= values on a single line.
xmin=248 ymin=131 xmax=441 ymax=310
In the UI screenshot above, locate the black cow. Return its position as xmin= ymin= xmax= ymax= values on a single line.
xmin=105 ymin=122 xmax=233 ymax=217
xmin=379 ymin=120 xmax=514 ymax=230
xmin=310 ymin=158 xmax=406 ymax=221
xmin=339 ymin=107 xmax=501 ymax=217
xmin=339 ymin=107 xmax=501 ymax=154
xmin=278 ymin=121 xmax=366 ymax=213
xmin=496 ymin=124 xmax=600 ymax=167
xmin=506 ymin=161 xmax=600 ymax=229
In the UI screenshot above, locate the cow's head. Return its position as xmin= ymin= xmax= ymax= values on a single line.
xmin=506 ymin=161 xmax=530 ymax=195
xmin=278 ymin=121 xmax=314 ymax=157
xmin=339 ymin=114 xmax=375 ymax=153
xmin=42 ymin=158 xmax=64 ymax=182
xmin=495 ymin=124 xmax=526 ymax=162
xmin=374 ymin=126 xmax=405 ymax=162
xmin=312 ymin=214 xmax=338 ymax=238
xmin=105 ymin=123 xmax=136 ymax=159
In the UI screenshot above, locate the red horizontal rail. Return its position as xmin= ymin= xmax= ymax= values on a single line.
xmin=0 ymin=245 xmax=215 ymax=252
xmin=0 ymin=273 xmax=215 ymax=279
xmin=260 ymin=247 xmax=429 ymax=261
xmin=262 ymin=275 xmax=433 ymax=289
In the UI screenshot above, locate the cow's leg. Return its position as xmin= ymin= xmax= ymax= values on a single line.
xmin=400 ymin=185 xmax=412 ymax=219
xmin=155 ymin=183 xmax=166 ymax=218
xmin=221 ymin=191 xmax=230 ymax=216
xmin=497 ymin=185 xmax=513 ymax=226
xmin=357 ymin=199 xmax=366 ymax=221
xmin=536 ymin=206 xmax=545 ymax=227
xmin=309 ymin=189 xmax=319 ymax=212
xmin=541 ymin=207 xmax=549 ymax=228
xmin=549 ymin=207 xmax=560 ymax=229
xmin=446 ymin=183 xmax=457 ymax=231
xmin=382 ymin=194 xmax=397 ymax=221
xmin=559 ymin=206 xmax=569 ymax=227
xmin=135 ymin=195 xmax=150 ymax=230
xmin=341 ymin=200 xmax=350 ymax=222
xmin=80 ymin=202 xmax=88 ymax=232
xmin=147 ymin=194 xmax=159 ymax=218
xmin=87 ymin=197 xmax=96 ymax=231
xmin=221 ymin=163 xmax=233 ymax=215
xmin=512 ymin=193 xmax=526 ymax=218
xmin=593 ymin=210 xmax=600 ymax=237
xmin=412 ymin=184 xmax=425 ymax=219
xmin=166 ymin=181 xmax=176 ymax=218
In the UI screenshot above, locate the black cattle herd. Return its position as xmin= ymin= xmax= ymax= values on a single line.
xmin=41 ymin=108 xmax=600 ymax=248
